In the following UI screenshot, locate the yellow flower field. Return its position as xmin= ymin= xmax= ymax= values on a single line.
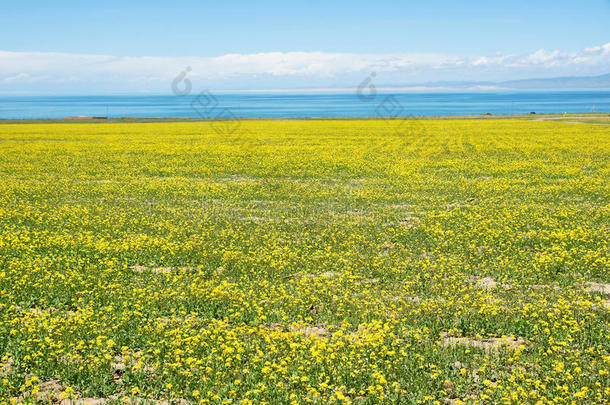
xmin=0 ymin=119 xmax=608 ymax=404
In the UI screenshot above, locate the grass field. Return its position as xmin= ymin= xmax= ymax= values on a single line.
xmin=0 ymin=119 xmax=609 ymax=404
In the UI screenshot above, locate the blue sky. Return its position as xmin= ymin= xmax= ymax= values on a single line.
xmin=1 ymin=0 xmax=609 ymax=93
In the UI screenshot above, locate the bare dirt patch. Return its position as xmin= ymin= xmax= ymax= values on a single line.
xmin=0 ymin=357 xmax=13 ymax=375
xmin=476 ymin=277 xmax=498 ymax=289
xmin=474 ymin=277 xmax=498 ymax=289
xmin=217 ymin=175 xmax=262 ymax=184
xmin=130 ymin=265 xmax=172 ymax=274
xmin=393 ymin=214 xmax=420 ymax=227
xmin=20 ymin=380 xmax=63 ymax=403
xmin=595 ymin=300 xmax=610 ymax=310
xmin=387 ymin=294 xmax=421 ymax=303
xmin=263 ymin=323 xmax=332 ymax=339
xmin=60 ymin=395 xmax=188 ymax=405
xmin=290 ymin=271 xmax=339 ymax=279
xmin=440 ymin=333 xmax=526 ymax=352
xmin=156 ymin=314 xmax=204 ymax=325
xmin=585 ymin=282 xmax=610 ymax=294
xmin=531 ymin=283 xmax=560 ymax=290
xmin=289 ymin=324 xmax=330 ymax=339
xmin=112 ymin=352 xmax=153 ymax=374
xmin=63 ymin=399 xmax=110 ymax=405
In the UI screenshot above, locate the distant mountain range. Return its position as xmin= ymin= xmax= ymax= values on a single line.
xmin=239 ymin=73 xmax=610 ymax=93
xmin=412 ymin=74 xmax=610 ymax=91
xmin=500 ymin=73 xmax=610 ymax=89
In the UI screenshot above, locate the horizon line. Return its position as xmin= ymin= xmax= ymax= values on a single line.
xmin=3 ymin=86 xmax=610 ymax=97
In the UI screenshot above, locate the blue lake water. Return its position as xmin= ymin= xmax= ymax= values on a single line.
xmin=0 ymin=91 xmax=609 ymax=119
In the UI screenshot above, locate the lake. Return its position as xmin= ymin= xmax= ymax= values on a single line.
xmin=1 ymin=90 xmax=609 ymax=119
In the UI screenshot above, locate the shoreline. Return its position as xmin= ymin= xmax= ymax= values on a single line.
xmin=1 ymin=112 xmax=609 ymax=124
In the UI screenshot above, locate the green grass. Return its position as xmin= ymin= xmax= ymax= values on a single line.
xmin=0 ymin=119 xmax=608 ymax=404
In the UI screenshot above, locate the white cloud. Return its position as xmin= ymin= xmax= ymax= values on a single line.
xmin=3 ymin=72 xmax=32 ymax=83
xmin=0 ymin=44 xmax=609 ymax=93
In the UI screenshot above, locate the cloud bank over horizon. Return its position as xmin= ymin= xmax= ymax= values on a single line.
xmin=1 ymin=43 xmax=610 ymax=94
